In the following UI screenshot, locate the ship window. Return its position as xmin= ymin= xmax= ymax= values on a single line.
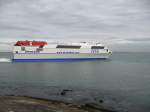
xmin=39 ymin=45 xmax=44 ymax=48
xmin=91 ymin=49 xmax=99 ymax=54
xmin=21 ymin=47 xmax=25 ymax=51
xmin=56 ymin=45 xmax=81 ymax=49
xmin=36 ymin=48 xmax=43 ymax=52
xmin=91 ymin=46 xmax=104 ymax=49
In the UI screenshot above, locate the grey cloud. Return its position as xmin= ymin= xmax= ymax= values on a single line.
xmin=0 ymin=0 xmax=150 ymax=51
xmin=0 ymin=23 xmax=39 ymax=32
xmin=127 ymin=38 xmax=150 ymax=42
xmin=0 ymin=0 xmax=148 ymax=31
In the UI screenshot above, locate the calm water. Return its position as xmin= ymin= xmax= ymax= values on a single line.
xmin=0 ymin=52 xmax=150 ymax=112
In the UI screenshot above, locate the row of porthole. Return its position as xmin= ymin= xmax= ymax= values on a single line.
xmin=57 ymin=52 xmax=79 ymax=54
xmin=91 ymin=50 xmax=99 ymax=53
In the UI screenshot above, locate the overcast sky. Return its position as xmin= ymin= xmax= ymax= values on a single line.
xmin=0 ymin=0 xmax=150 ymax=52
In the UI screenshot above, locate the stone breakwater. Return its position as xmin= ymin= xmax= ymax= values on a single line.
xmin=0 ymin=95 xmax=116 ymax=112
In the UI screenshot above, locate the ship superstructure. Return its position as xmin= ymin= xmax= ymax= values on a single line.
xmin=13 ymin=40 xmax=112 ymax=62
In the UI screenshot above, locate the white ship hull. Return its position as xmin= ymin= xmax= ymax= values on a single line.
xmin=13 ymin=53 xmax=110 ymax=62
xmin=13 ymin=41 xmax=112 ymax=62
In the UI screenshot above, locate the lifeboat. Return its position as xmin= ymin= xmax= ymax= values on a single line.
xmin=15 ymin=40 xmax=47 ymax=46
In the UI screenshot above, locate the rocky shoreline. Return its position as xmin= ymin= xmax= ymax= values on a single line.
xmin=0 ymin=95 xmax=116 ymax=112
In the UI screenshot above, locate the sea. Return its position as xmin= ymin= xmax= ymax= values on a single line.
xmin=0 ymin=52 xmax=150 ymax=112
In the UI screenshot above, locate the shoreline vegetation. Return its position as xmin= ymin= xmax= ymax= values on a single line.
xmin=0 ymin=95 xmax=116 ymax=112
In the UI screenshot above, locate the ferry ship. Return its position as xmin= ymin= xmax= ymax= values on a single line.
xmin=12 ymin=40 xmax=112 ymax=62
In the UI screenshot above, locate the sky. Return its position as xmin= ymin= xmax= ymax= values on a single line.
xmin=0 ymin=0 xmax=150 ymax=52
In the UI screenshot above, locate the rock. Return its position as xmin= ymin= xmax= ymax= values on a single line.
xmin=83 ymin=103 xmax=117 ymax=112
xmin=0 ymin=96 xmax=86 ymax=112
xmin=60 ymin=89 xmax=73 ymax=96
xmin=0 ymin=96 xmax=117 ymax=112
xmin=99 ymin=99 xmax=104 ymax=103
xmin=94 ymin=98 xmax=104 ymax=104
xmin=7 ymin=94 xmax=15 ymax=96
